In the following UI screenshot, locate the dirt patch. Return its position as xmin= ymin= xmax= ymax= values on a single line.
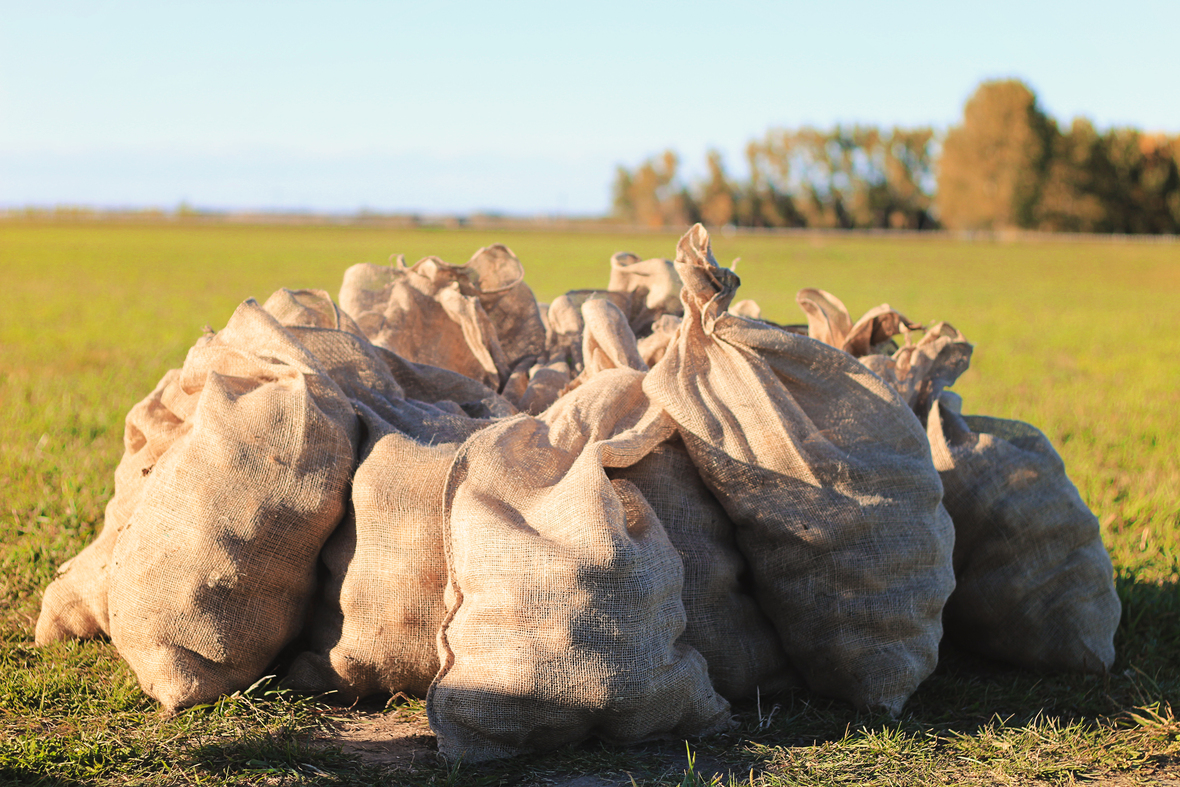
xmin=313 ymin=710 xmax=436 ymax=771
xmin=549 ymin=777 xmax=627 ymax=787
xmin=1089 ymin=767 xmax=1180 ymax=786
xmin=542 ymin=740 xmax=747 ymax=787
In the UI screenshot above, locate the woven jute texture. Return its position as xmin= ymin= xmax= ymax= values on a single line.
xmin=607 ymin=252 xmax=684 ymax=337
xmin=463 ymin=244 xmax=548 ymax=374
xmin=36 ymin=369 xmax=191 ymax=645
xmin=608 ymin=437 xmax=798 ymax=701
xmin=858 ymin=321 xmax=974 ymax=418
xmin=838 ymin=301 xmax=1119 ymax=674
xmin=105 ymin=299 xmax=359 ymax=712
xmin=269 ymin=288 xmax=502 ymax=702
xmin=929 ymin=393 xmax=1121 ymax=673
xmin=262 ymin=287 xmax=367 ymax=337
xmin=286 ymin=400 xmax=489 ymax=702
xmin=796 ymin=287 xmax=918 ymax=358
xmin=428 ymin=369 xmax=732 ymax=762
xmin=339 ymin=245 xmax=545 ymax=392
xmin=643 ymin=225 xmax=955 ymax=715
xmin=637 ymin=314 xmax=683 ymax=368
xmin=578 ymin=299 xmax=793 ymax=700
xmin=581 ymin=297 xmax=649 ymax=376
xmin=543 ymin=289 xmax=632 ymax=372
xmin=564 ymin=298 xmax=649 ymax=394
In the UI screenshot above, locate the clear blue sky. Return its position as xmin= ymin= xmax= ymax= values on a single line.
xmin=2 ymin=0 xmax=1177 ymax=215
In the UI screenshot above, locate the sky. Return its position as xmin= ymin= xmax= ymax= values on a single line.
xmin=2 ymin=0 xmax=1178 ymax=216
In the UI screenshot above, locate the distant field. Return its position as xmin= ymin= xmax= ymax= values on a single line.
xmin=2 ymin=221 xmax=1178 ymax=785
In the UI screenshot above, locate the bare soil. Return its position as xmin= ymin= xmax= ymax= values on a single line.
xmin=314 ymin=710 xmax=436 ymax=772
xmin=312 ymin=711 xmax=748 ymax=785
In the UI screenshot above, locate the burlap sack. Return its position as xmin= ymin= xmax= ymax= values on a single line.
xmin=636 ymin=315 xmax=683 ymax=368
xmin=465 ymin=244 xmax=547 ymax=373
xmin=928 ymin=393 xmax=1121 ymax=672
xmin=36 ymin=369 xmax=190 ymax=645
xmin=500 ymin=356 xmax=572 ymax=415
xmin=33 ymin=289 xmax=368 ymax=654
xmin=262 ymin=287 xmax=366 ymax=337
xmin=559 ymin=299 xmax=794 ymax=700
xmin=581 ymin=298 xmax=647 ymax=374
xmin=265 ymin=288 xmax=516 ymax=422
xmin=644 ymin=225 xmax=954 ymax=715
xmin=570 ymin=300 xmax=792 ymax=699
xmin=607 ymin=253 xmax=684 ymax=336
xmin=607 ymin=437 xmax=797 ymax=701
xmin=286 ymin=400 xmax=490 ymax=702
xmin=543 ymin=289 xmax=631 ymax=372
xmin=339 ymin=255 xmax=506 ymax=389
xmin=730 ymin=299 xmax=761 ymax=320
xmin=518 ymin=360 xmax=571 ymax=415
xmin=797 ymin=287 xmax=919 ymax=358
xmin=857 ymin=322 xmax=973 ymax=420
xmin=105 ymin=300 xmax=359 ymax=712
xmin=339 ymin=245 xmax=544 ymax=392
xmin=842 ymin=310 xmax=1118 ymax=674
xmin=429 ymin=369 xmax=732 ymax=762
xmin=564 ymin=298 xmax=649 ymax=395
xmin=257 ymin=287 xmax=505 ymax=702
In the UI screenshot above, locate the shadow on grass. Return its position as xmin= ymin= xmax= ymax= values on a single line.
xmin=1115 ymin=567 xmax=1180 ymax=675
xmin=353 ymin=574 xmax=1180 ymax=786
xmin=0 ymin=770 xmax=90 ymax=787
xmin=12 ymin=577 xmax=1174 ymax=787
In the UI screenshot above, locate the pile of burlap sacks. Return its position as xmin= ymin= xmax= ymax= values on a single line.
xmin=37 ymin=225 xmax=1121 ymax=762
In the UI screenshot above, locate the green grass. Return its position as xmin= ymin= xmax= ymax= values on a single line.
xmin=2 ymin=220 xmax=1178 ymax=785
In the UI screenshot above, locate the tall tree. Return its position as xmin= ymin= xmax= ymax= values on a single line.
xmin=740 ymin=138 xmax=805 ymax=227
xmin=611 ymin=150 xmax=693 ymax=227
xmin=1034 ymin=117 xmax=1106 ymax=232
xmin=1091 ymin=129 xmax=1180 ymax=233
xmin=613 ymin=77 xmax=1176 ymax=234
xmin=611 ymin=166 xmax=636 ymax=223
xmin=1170 ymin=135 xmax=1180 ymax=230
xmin=789 ymin=127 xmax=850 ymax=228
xmin=881 ymin=127 xmax=939 ymax=229
xmin=754 ymin=127 xmax=850 ymax=228
xmin=937 ymin=79 xmax=1055 ymax=230
xmin=697 ymin=150 xmax=737 ymax=227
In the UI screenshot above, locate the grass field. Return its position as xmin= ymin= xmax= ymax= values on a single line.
xmin=2 ymin=221 xmax=1178 ymax=785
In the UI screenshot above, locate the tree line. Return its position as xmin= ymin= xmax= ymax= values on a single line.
xmin=612 ymin=80 xmax=1180 ymax=234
